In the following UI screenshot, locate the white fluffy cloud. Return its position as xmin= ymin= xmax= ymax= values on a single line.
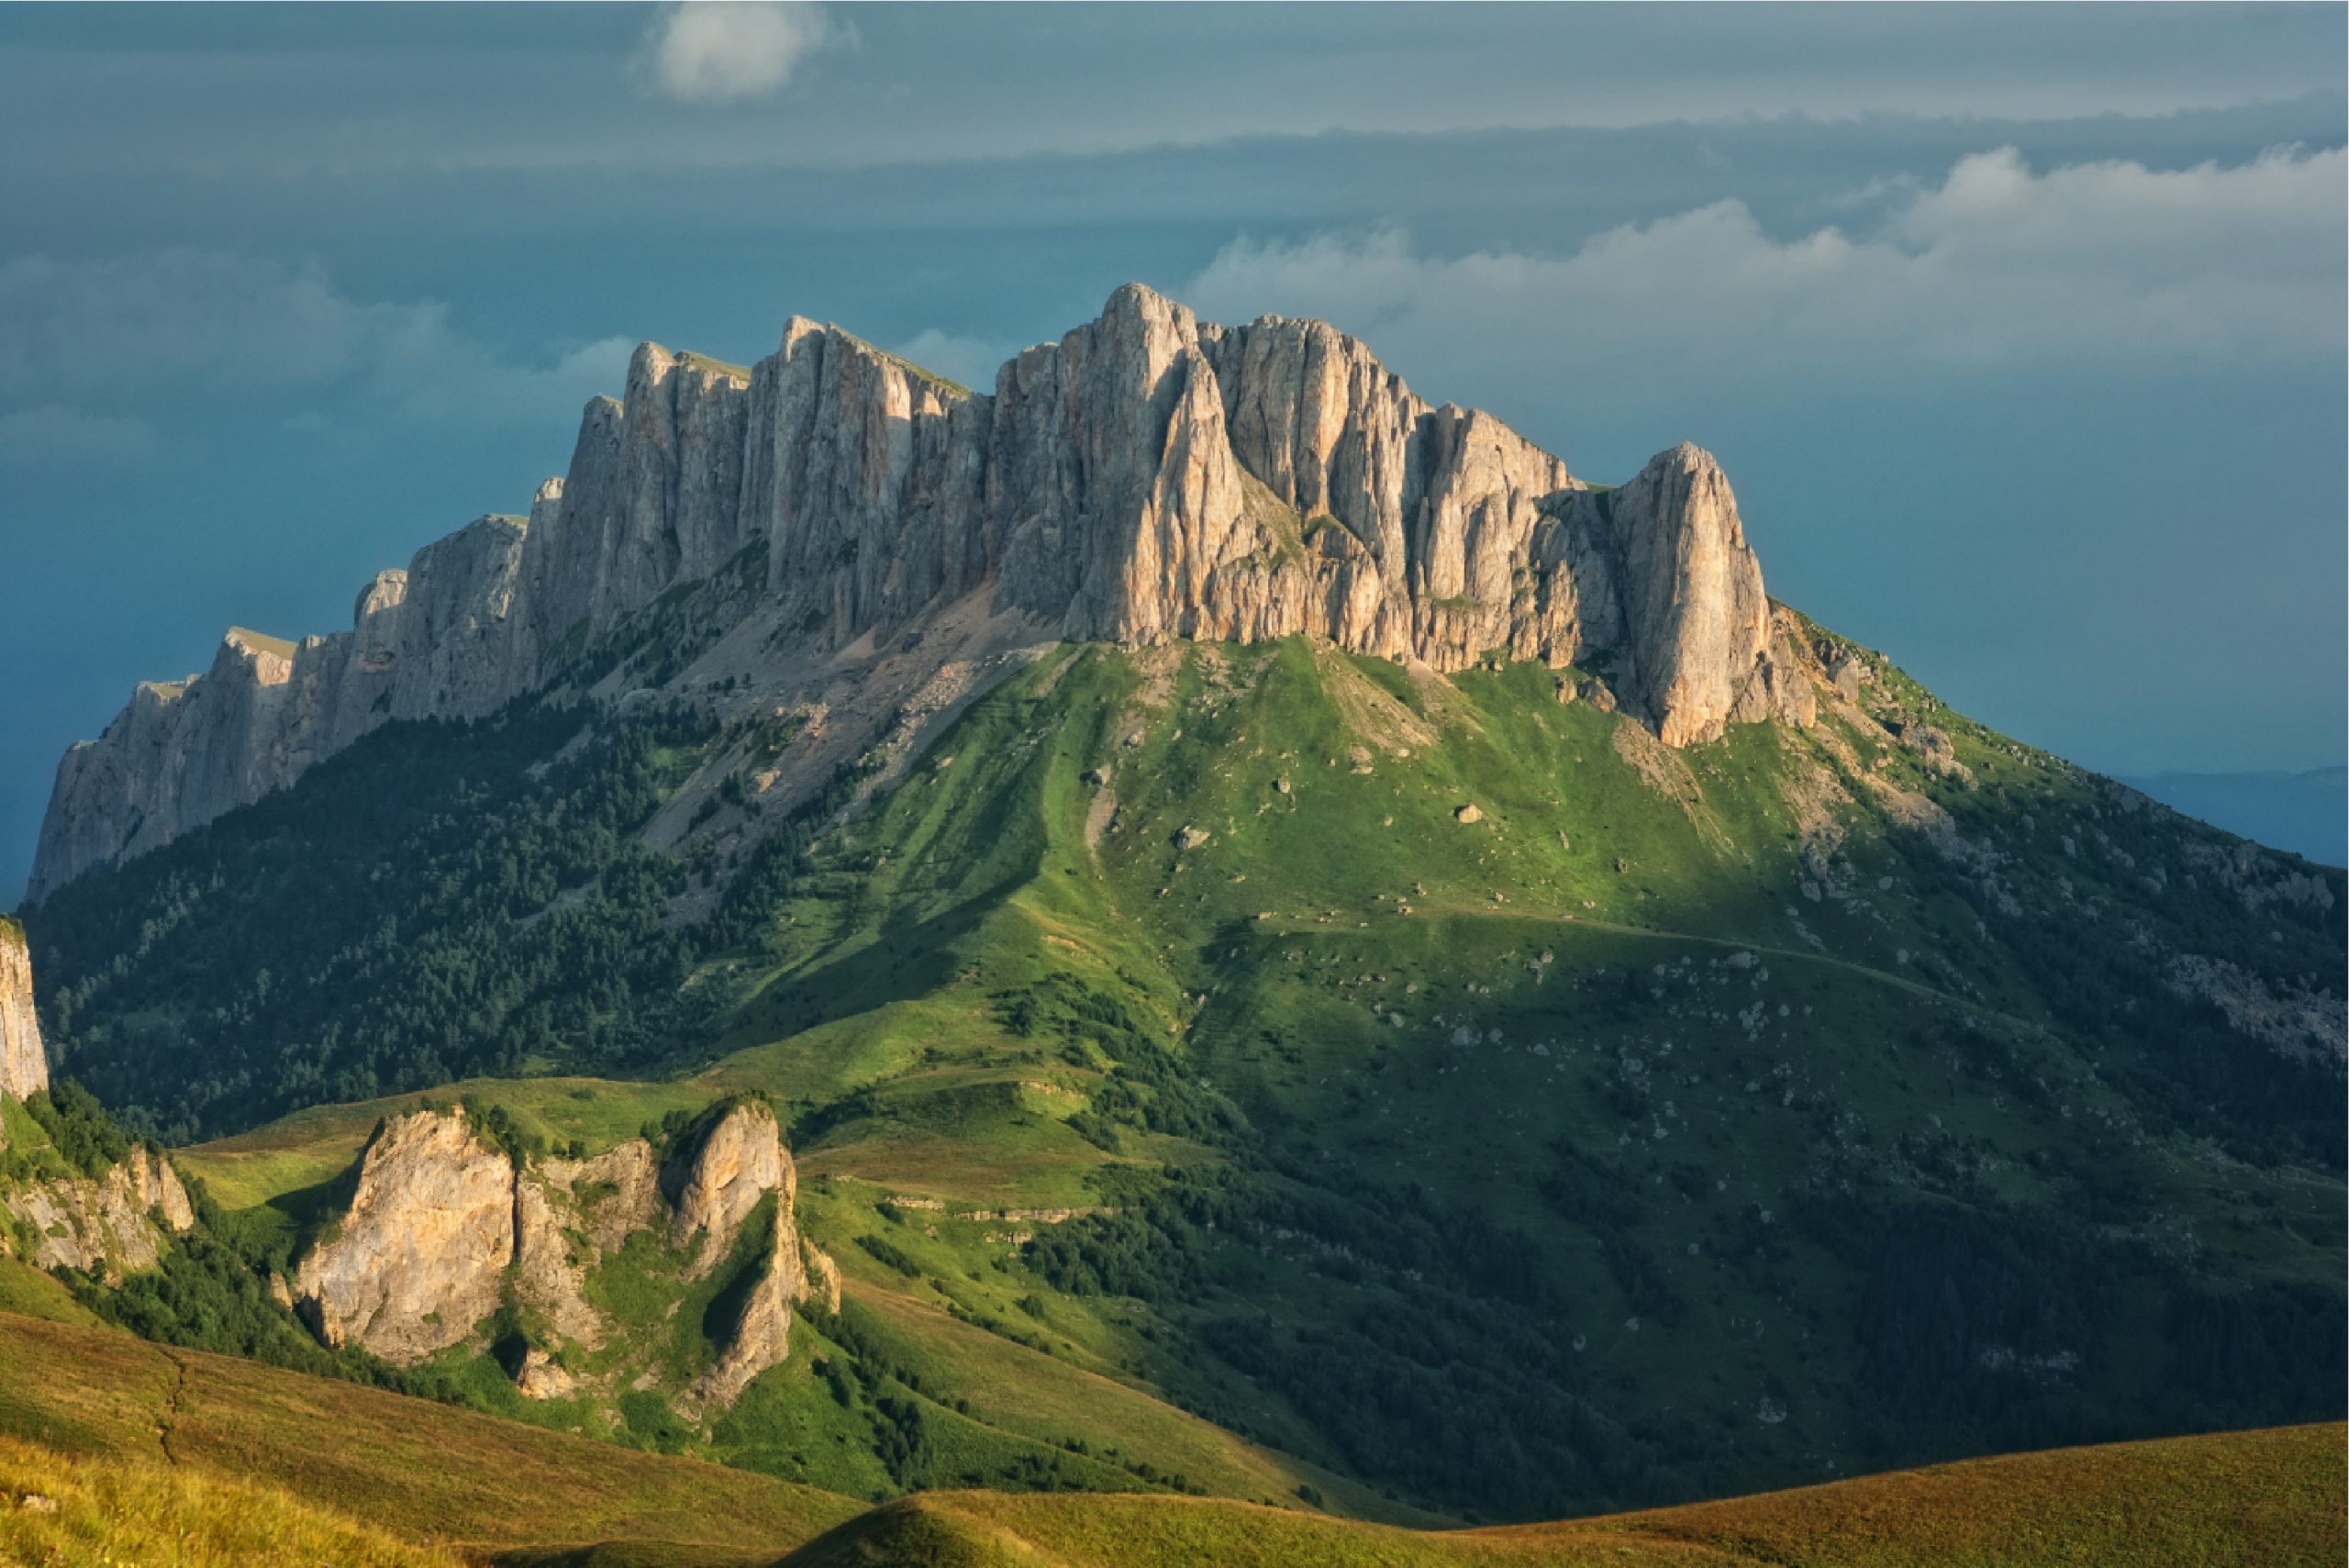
xmin=1184 ymin=146 xmax=2344 ymax=400
xmin=890 ymin=328 xmax=1012 ymax=395
xmin=646 ymin=3 xmax=840 ymax=103
xmin=0 ymin=250 xmax=633 ymax=437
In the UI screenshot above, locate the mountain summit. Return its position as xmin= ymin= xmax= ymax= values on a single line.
xmin=31 ymin=284 xmax=1809 ymax=898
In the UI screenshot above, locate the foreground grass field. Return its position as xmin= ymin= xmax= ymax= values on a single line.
xmin=0 ymin=1429 xmax=463 ymax=1568
xmin=0 ymin=1306 xmax=2336 ymax=1565
xmin=783 ymin=1423 xmax=2348 ymax=1568
xmin=0 ymin=1311 xmax=860 ymax=1561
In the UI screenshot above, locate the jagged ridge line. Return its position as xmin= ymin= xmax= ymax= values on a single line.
xmin=29 ymin=284 xmax=1815 ymax=900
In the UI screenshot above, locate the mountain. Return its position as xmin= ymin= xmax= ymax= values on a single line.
xmin=29 ymin=284 xmax=1812 ymax=902
xmin=2119 ymin=766 xmax=2347 ymax=869
xmin=7 ymin=288 xmax=2343 ymax=1534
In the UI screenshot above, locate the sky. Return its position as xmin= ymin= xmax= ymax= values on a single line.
xmin=0 ymin=3 xmax=2343 ymax=902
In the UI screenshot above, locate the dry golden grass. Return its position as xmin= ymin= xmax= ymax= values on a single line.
xmin=781 ymin=1422 xmax=2348 ymax=1567
xmin=0 ymin=1310 xmax=2337 ymax=1568
xmin=1587 ymin=1420 xmax=2349 ymax=1567
xmin=0 ymin=1312 xmax=861 ymax=1561
xmin=0 ymin=1430 xmax=464 ymax=1568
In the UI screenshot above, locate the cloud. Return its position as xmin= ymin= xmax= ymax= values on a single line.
xmin=646 ymin=3 xmax=841 ymax=103
xmin=0 ymin=250 xmax=635 ymax=434
xmin=1182 ymin=146 xmax=2344 ymax=404
xmin=0 ymin=405 xmax=157 ymax=468
xmin=395 ymin=335 xmax=639 ymax=426
xmin=890 ymin=328 xmax=1012 ymax=395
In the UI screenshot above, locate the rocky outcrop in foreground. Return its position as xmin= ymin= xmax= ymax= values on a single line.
xmin=32 ymin=285 xmax=1813 ymax=898
xmin=292 ymin=1106 xmax=517 ymax=1363
xmin=292 ymin=1099 xmax=828 ymax=1414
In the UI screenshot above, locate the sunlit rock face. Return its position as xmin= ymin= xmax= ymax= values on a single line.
xmin=288 ymin=1099 xmax=826 ymax=1414
xmin=32 ymin=284 xmax=1803 ymax=897
xmin=292 ymin=1106 xmax=518 ymax=1364
xmin=0 ymin=918 xmax=47 ymax=1101
xmin=1 ymin=933 xmax=194 ymax=1279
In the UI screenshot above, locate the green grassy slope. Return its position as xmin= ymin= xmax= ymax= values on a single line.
xmin=28 ymin=632 xmax=2348 ymax=1522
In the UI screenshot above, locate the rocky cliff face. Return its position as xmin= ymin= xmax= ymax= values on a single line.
xmin=2 ymin=1145 xmax=194 ymax=1282
xmin=31 ymin=285 xmax=1811 ymax=898
xmin=290 ymin=1099 xmax=826 ymax=1414
xmin=293 ymin=1106 xmax=517 ymax=1362
xmin=0 ymin=918 xmax=48 ymax=1102
xmin=683 ymin=1198 xmax=808 ymax=1415
xmin=1 ymin=928 xmax=191 ymax=1273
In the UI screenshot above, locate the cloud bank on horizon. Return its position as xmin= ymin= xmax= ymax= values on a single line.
xmin=0 ymin=252 xmax=635 ymax=468
xmin=1177 ymin=146 xmax=2345 ymax=403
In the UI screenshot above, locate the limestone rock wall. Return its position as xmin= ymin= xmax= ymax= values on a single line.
xmin=665 ymin=1096 xmax=792 ymax=1272
xmin=33 ymin=284 xmax=1806 ymax=897
xmin=2 ymin=1146 xmax=194 ymax=1282
xmin=746 ymin=318 xmax=991 ymax=641
xmin=0 ymin=918 xmax=47 ymax=1101
xmin=289 ymin=1099 xmax=821 ymax=1413
xmin=292 ymin=1106 xmax=517 ymax=1363
xmin=683 ymin=1200 xmax=806 ymax=1415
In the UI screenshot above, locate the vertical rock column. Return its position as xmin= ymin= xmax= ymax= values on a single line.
xmin=0 ymin=917 xmax=49 ymax=1102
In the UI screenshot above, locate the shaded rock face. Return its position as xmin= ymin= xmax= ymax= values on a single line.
xmin=510 ymin=1136 xmax=666 ymax=1353
xmin=0 ymin=919 xmax=48 ymax=1102
xmin=683 ymin=1200 xmax=807 ymax=1415
xmin=290 ymin=1100 xmax=821 ymax=1412
xmin=33 ymin=285 xmax=1803 ymax=897
xmin=2 ymin=1146 xmax=194 ymax=1283
xmin=513 ymin=1169 xmax=606 ymax=1350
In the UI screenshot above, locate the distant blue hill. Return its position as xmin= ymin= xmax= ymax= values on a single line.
xmin=2119 ymin=766 xmax=2347 ymax=868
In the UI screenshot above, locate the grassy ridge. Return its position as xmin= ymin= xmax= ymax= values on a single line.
xmin=1600 ymin=1420 xmax=2347 ymax=1566
xmin=0 ymin=1307 xmax=2333 ymax=1566
xmin=0 ymin=1310 xmax=860 ymax=1559
xmin=781 ymin=1423 xmax=2347 ymax=1568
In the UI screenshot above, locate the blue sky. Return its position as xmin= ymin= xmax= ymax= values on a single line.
xmin=1 ymin=4 xmax=2343 ymax=901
